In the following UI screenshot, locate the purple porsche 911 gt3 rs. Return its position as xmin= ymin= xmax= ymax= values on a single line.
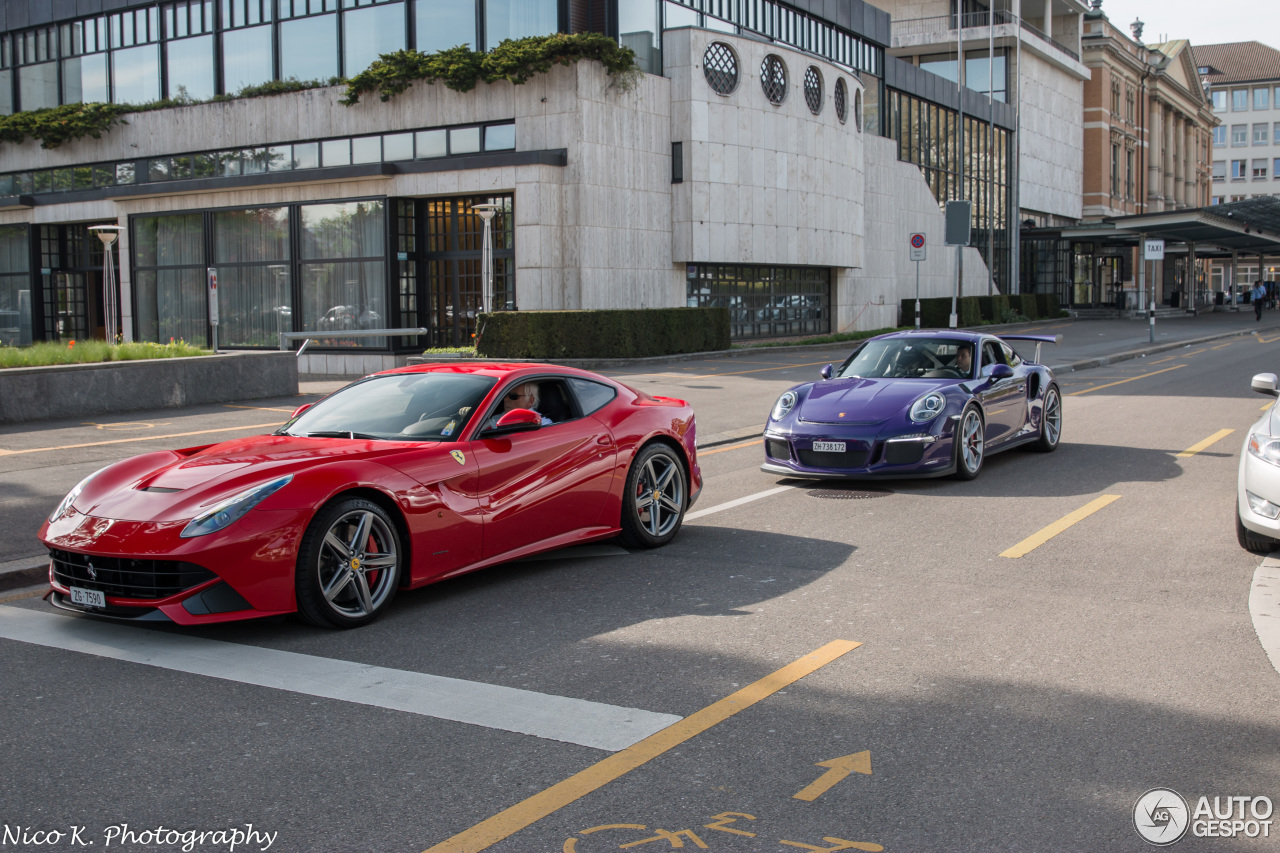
xmin=761 ymin=330 xmax=1062 ymax=480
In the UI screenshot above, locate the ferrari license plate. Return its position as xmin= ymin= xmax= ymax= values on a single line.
xmin=812 ymin=440 xmax=847 ymax=453
xmin=69 ymin=586 xmax=105 ymax=608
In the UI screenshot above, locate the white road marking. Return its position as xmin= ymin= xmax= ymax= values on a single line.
xmin=1251 ymin=556 xmax=1280 ymax=678
xmin=685 ymin=485 xmax=795 ymax=521
xmin=0 ymin=606 xmax=679 ymax=751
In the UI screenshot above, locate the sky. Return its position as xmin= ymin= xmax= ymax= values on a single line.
xmin=1086 ymin=0 xmax=1279 ymax=53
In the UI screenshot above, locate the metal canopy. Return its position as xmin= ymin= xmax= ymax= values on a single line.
xmin=1101 ymin=197 xmax=1280 ymax=254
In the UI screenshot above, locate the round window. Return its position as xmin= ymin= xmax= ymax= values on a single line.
xmin=702 ymin=42 xmax=739 ymax=96
xmin=760 ymin=54 xmax=787 ymax=105
xmin=803 ymin=66 xmax=823 ymax=115
xmin=834 ymin=78 xmax=848 ymax=124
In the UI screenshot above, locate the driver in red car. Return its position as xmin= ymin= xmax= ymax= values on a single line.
xmin=484 ymin=381 xmax=553 ymax=429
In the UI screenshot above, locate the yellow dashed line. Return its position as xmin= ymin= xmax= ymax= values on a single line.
xmin=1176 ymin=429 xmax=1234 ymax=458
xmin=0 ymin=422 xmax=283 ymax=456
xmin=1067 ymin=365 xmax=1185 ymax=396
xmin=1000 ymin=495 xmax=1122 ymax=558
xmin=700 ymin=439 xmax=764 ymax=456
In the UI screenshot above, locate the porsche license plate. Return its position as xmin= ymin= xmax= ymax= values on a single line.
xmin=70 ymin=586 xmax=105 ymax=608
xmin=812 ymin=440 xmax=847 ymax=453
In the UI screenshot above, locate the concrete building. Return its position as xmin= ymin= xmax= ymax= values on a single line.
xmin=0 ymin=0 xmax=1015 ymax=371
xmin=1199 ymin=40 xmax=1280 ymax=290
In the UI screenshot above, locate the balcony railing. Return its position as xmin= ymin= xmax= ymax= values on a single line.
xmin=890 ymin=10 xmax=1079 ymax=63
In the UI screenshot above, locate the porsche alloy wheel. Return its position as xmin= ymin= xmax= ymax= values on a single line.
xmin=296 ymin=498 xmax=403 ymax=628
xmin=619 ymin=444 xmax=687 ymax=548
xmin=1034 ymin=385 xmax=1062 ymax=452
xmin=952 ymin=406 xmax=985 ymax=480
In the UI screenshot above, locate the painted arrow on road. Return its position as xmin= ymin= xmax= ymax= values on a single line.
xmin=792 ymin=751 xmax=872 ymax=801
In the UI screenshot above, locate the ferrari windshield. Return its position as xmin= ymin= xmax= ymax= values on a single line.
xmin=281 ymin=372 xmax=497 ymax=441
xmin=837 ymin=338 xmax=975 ymax=380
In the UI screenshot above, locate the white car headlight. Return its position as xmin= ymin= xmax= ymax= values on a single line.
xmin=909 ymin=393 xmax=945 ymax=423
xmin=49 ymin=468 xmax=106 ymax=523
xmin=1248 ymin=433 xmax=1280 ymax=467
xmin=1247 ymin=490 xmax=1280 ymax=520
xmin=772 ymin=391 xmax=798 ymax=421
xmin=180 ymin=476 xmax=293 ymax=539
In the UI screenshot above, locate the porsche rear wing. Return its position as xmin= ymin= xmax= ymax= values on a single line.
xmin=998 ymin=334 xmax=1062 ymax=364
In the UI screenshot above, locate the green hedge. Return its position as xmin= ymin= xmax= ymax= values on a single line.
xmin=474 ymin=308 xmax=730 ymax=359
xmin=899 ymin=297 xmax=981 ymax=328
xmin=1035 ymin=294 xmax=1061 ymax=317
xmin=1017 ymin=294 xmax=1039 ymax=319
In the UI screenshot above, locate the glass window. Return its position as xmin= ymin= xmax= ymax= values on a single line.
xmin=1255 ymin=123 xmax=1269 ymax=145
xmin=132 ymin=213 xmax=206 ymax=345
xmin=242 ymin=148 xmax=269 ymax=174
xmin=1232 ymin=124 xmax=1247 ymax=146
xmin=62 ymin=54 xmax=109 ymax=104
xmin=1232 ymin=160 xmax=1247 ymax=179
xmin=617 ymin=0 xmax=659 ymax=74
xmin=1213 ymin=126 xmax=1226 ymax=146
xmin=415 ymin=129 xmax=446 ymax=158
xmin=322 ymin=139 xmax=351 ymax=166
xmin=267 ymin=145 xmax=293 ymax=171
xmin=484 ymin=123 xmax=515 ymax=151
xmin=414 ymin=0 xmax=475 ymax=53
xmin=343 ymin=2 xmax=405 ymax=77
xmin=919 ymin=53 xmax=957 ymax=84
xmin=964 ymin=50 xmax=1006 ymax=101
xmin=567 ymin=377 xmax=616 ymax=415
xmin=351 ymin=136 xmax=381 ymax=164
xmin=1275 ymin=122 xmax=1280 ymax=145
xmin=148 ymin=158 xmax=171 ymax=181
xmin=484 ymin=0 xmax=557 ymax=49
xmin=450 ymin=126 xmax=480 ymax=154
xmin=222 ymin=24 xmax=273 ymax=92
xmin=166 ymin=34 xmax=215 ymax=100
xmin=293 ymin=142 xmax=320 ymax=169
xmin=1254 ymin=159 xmax=1268 ymax=180
xmin=0 ymin=225 xmax=32 ymax=347
xmin=1255 ymin=88 xmax=1269 ymax=110
xmin=112 ymin=44 xmax=161 ymax=104
xmin=300 ymin=200 xmax=386 ymax=347
xmin=1213 ymin=160 xmax=1226 ymax=181
xmin=281 ymin=14 xmax=338 ymax=82
xmin=0 ymin=70 xmax=12 ymax=116
xmin=215 ymin=151 xmax=243 ymax=176
xmin=170 ymin=155 xmax=193 ymax=179
xmin=1275 ymin=158 xmax=1280 ymax=179
xmin=212 ymin=207 xmax=292 ymax=348
xmin=93 ymin=165 xmax=116 ymax=187
xmin=214 ymin=207 xmax=290 ymax=263
xmin=18 ymin=63 xmax=59 ymax=111
xmin=1212 ymin=90 xmax=1226 ymax=111
xmin=116 ymin=162 xmax=137 ymax=184
xmin=194 ymin=153 xmax=216 ymax=177
xmin=383 ymin=132 xmax=413 ymax=161
xmin=1233 ymin=89 xmax=1249 ymax=110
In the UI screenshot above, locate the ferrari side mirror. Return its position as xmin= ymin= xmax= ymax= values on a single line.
xmin=487 ymin=408 xmax=543 ymax=434
xmin=820 ymin=364 xmax=834 ymax=380
xmin=290 ymin=403 xmax=312 ymax=419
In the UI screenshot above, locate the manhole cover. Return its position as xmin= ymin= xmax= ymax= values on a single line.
xmin=806 ymin=485 xmax=894 ymax=500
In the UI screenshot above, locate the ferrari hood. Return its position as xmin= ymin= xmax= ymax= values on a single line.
xmin=798 ymin=377 xmax=955 ymax=425
xmin=74 ymin=434 xmax=439 ymax=523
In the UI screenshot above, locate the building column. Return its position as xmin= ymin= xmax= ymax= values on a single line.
xmin=1231 ymin=251 xmax=1239 ymax=311
xmin=1163 ymin=107 xmax=1175 ymax=207
xmin=1043 ymin=0 xmax=1052 ymax=36
xmin=1182 ymin=121 xmax=1194 ymax=207
xmin=1148 ymin=99 xmax=1163 ymax=206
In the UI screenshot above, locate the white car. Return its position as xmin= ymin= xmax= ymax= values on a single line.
xmin=1237 ymin=372 xmax=1280 ymax=553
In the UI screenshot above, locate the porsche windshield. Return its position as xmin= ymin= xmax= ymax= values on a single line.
xmin=282 ymin=373 xmax=497 ymax=441
xmin=837 ymin=338 xmax=975 ymax=379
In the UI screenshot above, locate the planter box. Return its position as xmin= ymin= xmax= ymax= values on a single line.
xmin=0 ymin=351 xmax=298 ymax=425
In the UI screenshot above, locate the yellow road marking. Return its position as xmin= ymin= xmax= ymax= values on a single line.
xmin=0 ymin=422 xmax=282 ymax=456
xmin=422 ymin=640 xmax=863 ymax=853
xmin=1258 ymin=335 xmax=1280 ymax=344
xmin=1182 ymin=349 xmax=1207 ymax=358
xmin=614 ymin=360 xmax=834 ymax=381
xmin=1149 ymin=356 xmax=1177 ymax=365
xmin=1176 ymin=429 xmax=1235 ymax=458
xmin=1263 ymin=401 xmax=1274 ymax=411
xmin=1067 ymin=365 xmax=1185 ymax=396
xmin=700 ymin=439 xmax=763 ymax=456
xmin=224 ymin=404 xmax=300 ymax=413
xmin=1000 ymin=495 xmax=1122 ymax=558
xmin=1212 ymin=343 xmax=1234 ymax=350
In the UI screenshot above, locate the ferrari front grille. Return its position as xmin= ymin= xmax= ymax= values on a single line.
xmin=50 ymin=550 xmax=216 ymax=600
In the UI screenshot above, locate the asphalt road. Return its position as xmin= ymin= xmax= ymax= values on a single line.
xmin=2 ymin=314 xmax=1280 ymax=852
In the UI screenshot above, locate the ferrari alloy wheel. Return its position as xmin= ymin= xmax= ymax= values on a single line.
xmin=1236 ymin=505 xmax=1279 ymax=554
xmin=619 ymin=443 xmax=687 ymax=548
xmin=1033 ymin=384 xmax=1062 ymax=452
xmin=952 ymin=406 xmax=985 ymax=480
xmin=296 ymin=497 xmax=403 ymax=628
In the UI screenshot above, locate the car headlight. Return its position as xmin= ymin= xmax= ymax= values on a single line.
xmin=1247 ymin=490 xmax=1280 ymax=520
xmin=1249 ymin=433 xmax=1280 ymax=467
xmin=180 ymin=475 xmax=293 ymax=539
xmin=909 ymin=393 xmax=946 ymax=423
xmin=49 ymin=468 xmax=105 ymax=523
xmin=772 ymin=391 xmax=798 ymax=421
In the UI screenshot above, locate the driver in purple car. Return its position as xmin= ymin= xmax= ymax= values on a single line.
xmin=954 ymin=343 xmax=973 ymax=376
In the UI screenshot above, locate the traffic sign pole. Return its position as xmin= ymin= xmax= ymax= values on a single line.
xmin=1144 ymin=239 xmax=1164 ymax=345
xmin=909 ymin=234 xmax=926 ymax=329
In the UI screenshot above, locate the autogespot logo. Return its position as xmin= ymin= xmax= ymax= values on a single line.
xmin=1134 ymin=788 xmax=1190 ymax=846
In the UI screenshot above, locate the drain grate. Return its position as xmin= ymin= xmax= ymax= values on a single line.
xmin=806 ymin=485 xmax=894 ymax=500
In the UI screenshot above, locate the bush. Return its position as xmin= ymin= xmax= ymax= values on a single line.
xmin=1017 ymin=294 xmax=1040 ymax=320
xmin=898 ymin=297 xmax=984 ymax=328
xmin=475 ymin=308 xmax=730 ymax=359
xmin=1035 ymin=294 xmax=1061 ymax=317
xmin=0 ymin=339 xmax=207 ymax=368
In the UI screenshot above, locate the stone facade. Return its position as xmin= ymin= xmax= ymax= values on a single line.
xmin=1018 ymin=49 xmax=1085 ymax=221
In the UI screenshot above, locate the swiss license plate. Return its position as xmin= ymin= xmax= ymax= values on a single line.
xmin=812 ymin=440 xmax=847 ymax=453
xmin=69 ymin=586 xmax=105 ymax=608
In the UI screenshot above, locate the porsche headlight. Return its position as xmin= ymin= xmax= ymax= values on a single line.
xmin=1249 ymin=433 xmax=1280 ymax=468
xmin=772 ymin=391 xmax=798 ymax=421
xmin=180 ymin=475 xmax=293 ymax=539
xmin=909 ymin=393 xmax=946 ymax=423
xmin=49 ymin=468 xmax=105 ymax=523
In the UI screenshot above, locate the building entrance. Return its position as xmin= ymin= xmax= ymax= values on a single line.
xmin=38 ymin=223 xmax=119 ymax=342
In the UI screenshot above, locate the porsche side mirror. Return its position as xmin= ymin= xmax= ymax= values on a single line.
xmin=820 ymin=364 xmax=834 ymax=380
xmin=1252 ymin=373 xmax=1280 ymax=398
xmin=488 ymin=408 xmax=543 ymax=434
xmin=987 ymin=364 xmax=1015 ymax=382
xmin=290 ymin=403 xmax=312 ymax=419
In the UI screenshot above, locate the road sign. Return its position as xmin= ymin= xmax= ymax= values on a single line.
xmin=944 ymin=201 xmax=971 ymax=246
xmin=207 ymin=268 xmax=219 ymax=325
xmin=909 ymin=233 xmax=926 ymax=261
xmin=1144 ymin=239 xmax=1165 ymax=260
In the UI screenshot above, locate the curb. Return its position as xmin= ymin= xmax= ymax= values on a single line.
xmin=0 ymin=560 xmax=46 ymax=593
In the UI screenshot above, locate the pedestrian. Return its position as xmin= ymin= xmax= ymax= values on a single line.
xmin=1253 ymin=281 xmax=1267 ymax=321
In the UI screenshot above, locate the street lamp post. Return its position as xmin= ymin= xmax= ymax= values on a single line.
xmin=471 ymin=203 xmax=500 ymax=320
xmin=88 ymin=225 xmax=123 ymax=343
xmin=268 ymin=265 xmax=289 ymax=348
